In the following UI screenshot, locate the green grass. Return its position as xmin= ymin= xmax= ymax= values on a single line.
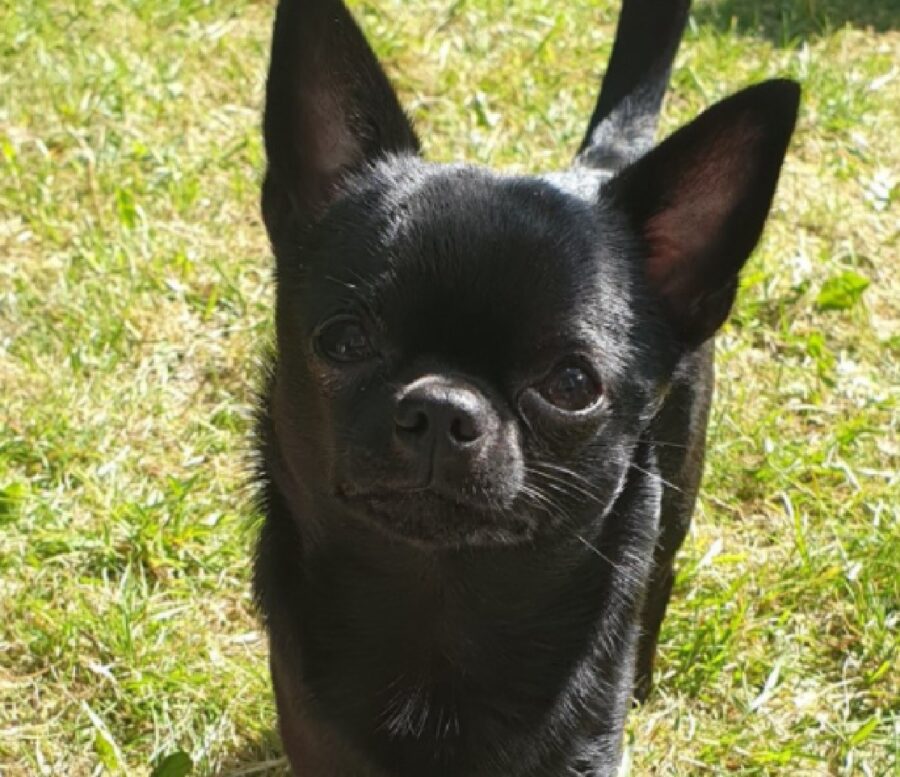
xmin=1 ymin=0 xmax=897 ymax=774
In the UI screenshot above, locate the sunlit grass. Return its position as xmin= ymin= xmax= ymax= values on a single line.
xmin=1 ymin=0 xmax=897 ymax=774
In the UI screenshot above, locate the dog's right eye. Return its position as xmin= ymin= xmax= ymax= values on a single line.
xmin=315 ymin=316 xmax=375 ymax=363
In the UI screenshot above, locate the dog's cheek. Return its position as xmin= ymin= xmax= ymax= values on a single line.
xmin=270 ymin=366 xmax=342 ymax=501
xmin=272 ymin=350 xmax=372 ymax=489
xmin=330 ymin=379 xmax=410 ymax=492
xmin=521 ymin=418 xmax=640 ymax=529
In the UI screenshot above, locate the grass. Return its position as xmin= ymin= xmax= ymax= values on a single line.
xmin=0 ymin=0 xmax=897 ymax=774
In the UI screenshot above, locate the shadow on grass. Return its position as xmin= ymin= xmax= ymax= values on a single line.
xmin=694 ymin=0 xmax=898 ymax=45
xmin=215 ymin=731 xmax=290 ymax=777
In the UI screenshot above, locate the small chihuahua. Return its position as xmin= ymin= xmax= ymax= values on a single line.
xmin=252 ymin=0 xmax=799 ymax=774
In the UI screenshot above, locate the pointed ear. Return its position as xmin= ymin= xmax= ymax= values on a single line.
xmin=262 ymin=0 xmax=420 ymax=241
xmin=606 ymin=79 xmax=800 ymax=345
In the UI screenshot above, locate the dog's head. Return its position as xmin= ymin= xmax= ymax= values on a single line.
xmin=261 ymin=0 xmax=799 ymax=547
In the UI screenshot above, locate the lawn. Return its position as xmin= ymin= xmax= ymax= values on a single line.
xmin=1 ymin=0 xmax=897 ymax=774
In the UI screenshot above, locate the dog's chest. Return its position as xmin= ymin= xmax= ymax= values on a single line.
xmin=296 ymin=554 xmax=615 ymax=776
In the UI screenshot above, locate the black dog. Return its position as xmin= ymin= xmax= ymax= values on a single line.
xmin=252 ymin=0 xmax=799 ymax=773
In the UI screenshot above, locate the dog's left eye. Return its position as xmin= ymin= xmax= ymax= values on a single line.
xmin=537 ymin=363 xmax=602 ymax=412
xmin=315 ymin=316 xmax=375 ymax=363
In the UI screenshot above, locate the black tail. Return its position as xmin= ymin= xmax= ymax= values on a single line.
xmin=576 ymin=0 xmax=691 ymax=171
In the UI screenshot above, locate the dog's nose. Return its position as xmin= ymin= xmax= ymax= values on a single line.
xmin=394 ymin=377 xmax=491 ymax=453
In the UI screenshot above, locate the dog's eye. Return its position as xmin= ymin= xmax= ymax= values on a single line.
xmin=315 ymin=316 xmax=374 ymax=363
xmin=537 ymin=364 xmax=602 ymax=412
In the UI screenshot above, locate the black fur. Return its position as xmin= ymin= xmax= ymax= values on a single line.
xmin=252 ymin=1 xmax=799 ymax=774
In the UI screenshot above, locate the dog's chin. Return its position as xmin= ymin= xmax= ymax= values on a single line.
xmin=336 ymin=485 xmax=538 ymax=548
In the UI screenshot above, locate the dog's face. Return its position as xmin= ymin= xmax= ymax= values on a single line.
xmin=261 ymin=0 xmax=798 ymax=547
xmin=272 ymin=161 xmax=663 ymax=544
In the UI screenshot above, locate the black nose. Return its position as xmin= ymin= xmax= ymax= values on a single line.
xmin=394 ymin=377 xmax=491 ymax=452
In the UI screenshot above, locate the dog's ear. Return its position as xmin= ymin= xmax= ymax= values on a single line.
xmin=262 ymin=0 xmax=420 ymax=241
xmin=606 ymin=79 xmax=800 ymax=346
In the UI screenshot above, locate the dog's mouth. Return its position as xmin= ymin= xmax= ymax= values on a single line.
xmin=336 ymin=484 xmax=537 ymax=547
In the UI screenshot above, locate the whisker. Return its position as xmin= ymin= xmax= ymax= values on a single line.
xmin=517 ymin=477 xmax=649 ymax=591
xmin=640 ymin=438 xmax=689 ymax=451
xmin=628 ymin=461 xmax=683 ymax=494
xmin=528 ymin=462 xmax=607 ymax=504
xmin=571 ymin=531 xmax=615 ymax=565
